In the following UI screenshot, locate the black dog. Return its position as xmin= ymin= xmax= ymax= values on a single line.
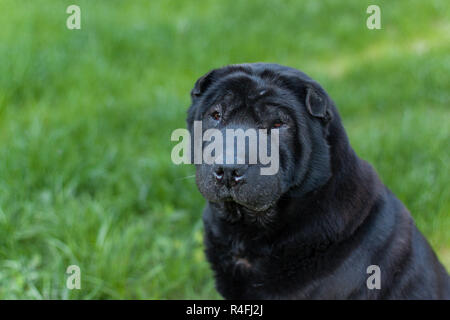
xmin=186 ymin=63 xmax=450 ymax=299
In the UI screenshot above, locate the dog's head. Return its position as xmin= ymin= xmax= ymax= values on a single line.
xmin=187 ymin=63 xmax=335 ymax=224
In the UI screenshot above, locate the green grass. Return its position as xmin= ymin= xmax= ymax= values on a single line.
xmin=0 ymin=0 xmax=448 ymax=299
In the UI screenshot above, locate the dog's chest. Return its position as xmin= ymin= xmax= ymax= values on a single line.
xmin=220 ymin=237 xmax=270 ymax=275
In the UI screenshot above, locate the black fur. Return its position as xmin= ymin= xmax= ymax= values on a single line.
xmin=187 ymin=63 xmax=450 ymax=299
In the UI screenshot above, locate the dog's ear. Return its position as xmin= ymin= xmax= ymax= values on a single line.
xmin=281 ymin=69 xmax=333 ymax=123
xmin=305 ymin=83 xmax=332 ymax=122
xmin=191 ymin=69 xmax=217 ymax=100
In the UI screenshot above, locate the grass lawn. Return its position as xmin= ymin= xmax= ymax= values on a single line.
xmin=0 ymin=0 xmax=448 ymax=299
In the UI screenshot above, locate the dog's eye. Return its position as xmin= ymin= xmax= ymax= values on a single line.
xmin=211 ymin=111 xmax=221 ymax=121
xmin=272 ymin=121 xmax=283 ymax=128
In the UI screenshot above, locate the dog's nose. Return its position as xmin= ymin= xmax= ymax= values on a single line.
xmin=213 ymin=165 xmax=248 ymax=187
